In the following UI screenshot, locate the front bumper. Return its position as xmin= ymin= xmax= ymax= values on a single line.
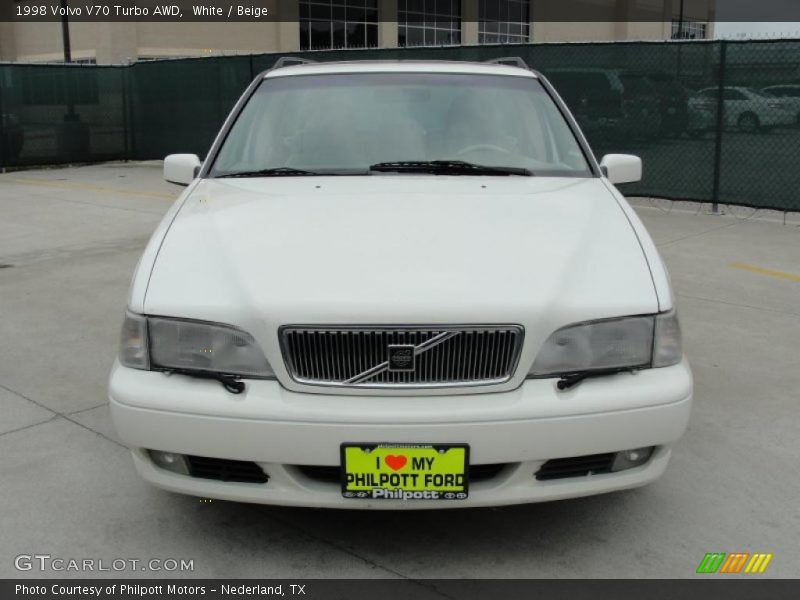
xmin=109 ymin=359 xmax=692 ymax=509
xmin=762 ymin=110 xmax=795 ymax=127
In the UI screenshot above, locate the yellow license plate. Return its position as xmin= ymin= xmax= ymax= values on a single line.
xmin=341 ymin=443 xmax=469 ymax=501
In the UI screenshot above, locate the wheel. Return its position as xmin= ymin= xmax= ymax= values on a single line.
xmin=737 ymin=112 xmax=760 ymax=133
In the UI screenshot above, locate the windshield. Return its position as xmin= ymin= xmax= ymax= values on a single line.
xmin=210 ymin=72 xmax=592 ymax=177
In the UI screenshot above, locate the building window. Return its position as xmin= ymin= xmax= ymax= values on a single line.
xmin=299 ymin=0 xmax=379 ymax=50
xmin=398 ymin=0 xmax=461 ymax=47
xmin=671 ymin=19 xmax=707 ymax=39
xmin=479 ymin=0 xmax=530 ymax=44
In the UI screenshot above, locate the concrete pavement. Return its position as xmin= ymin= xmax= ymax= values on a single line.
xmin=1 ymin=163 xmax=798 ymax=579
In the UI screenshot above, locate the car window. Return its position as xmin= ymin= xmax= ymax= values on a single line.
xmin=581 ymin=73 xmax=611 ymax=90
xmin=547 ymin=72 xmax=605 ymax=89
xmin=724 ymin=89 xmax=747 ymax=101
xmin=211 ymin=72 xmax=592 ymax=177
xmin=619 ymin=74 xmax=654 ymax=95
xmin=545 ymin=71 xmax=612 ymax=106
xmin=545 ymin=73 xmax=580 ymax=94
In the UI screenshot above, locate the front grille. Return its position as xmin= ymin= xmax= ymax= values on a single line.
xmin=186 ymin=456 xmax=269 ymax=484
xmin=535 ymin=453 xmax=615 ymax=481
xmin=281 ymin=326 xmax=524 ymax=388
xmin=296 ymin=463 xmax=508 ymax=484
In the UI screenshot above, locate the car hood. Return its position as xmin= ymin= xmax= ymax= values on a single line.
xmin=144 ymin=176 xmax=658 ymax=387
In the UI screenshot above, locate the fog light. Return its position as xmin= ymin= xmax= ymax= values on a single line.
xmin=148 ymin=450 xmax=190 ymax=475
xmin=611 ymin=447 xmax=655 ymax=472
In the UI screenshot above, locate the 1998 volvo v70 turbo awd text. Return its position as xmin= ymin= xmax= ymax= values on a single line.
xmin=109 ymin=57 xmax=692 ymax=508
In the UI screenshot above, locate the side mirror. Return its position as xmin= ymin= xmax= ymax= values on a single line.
xmin=600 ymin=154 xmax=642 ymax=184
xmin=164 ymin=154 xmax=201 ymax=186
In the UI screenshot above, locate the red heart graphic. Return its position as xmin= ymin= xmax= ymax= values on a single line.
xmin=384 ymin=455 xmax=407 ymax=471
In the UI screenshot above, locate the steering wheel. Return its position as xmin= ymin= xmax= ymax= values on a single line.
xmin=455 ymin=143 xmax=512 ymax=156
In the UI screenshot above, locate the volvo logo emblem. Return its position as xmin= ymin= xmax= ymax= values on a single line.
xmin=343 ymin=331 xmax=461 ymax=384
xmin=387 ymin=344 xmax=415 ymax=372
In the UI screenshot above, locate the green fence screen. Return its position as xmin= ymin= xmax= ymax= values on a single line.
xmin=1 ymin=39 xmax=799 ymax=212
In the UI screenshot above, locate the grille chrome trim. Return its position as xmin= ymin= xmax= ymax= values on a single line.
xmin=279 ymin=325 xmax=525 ymax=389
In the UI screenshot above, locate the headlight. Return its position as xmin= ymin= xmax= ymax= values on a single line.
xmin=528 ymin=311 xmax=682 ymax=377
xmin=118 ymin=312 xmax=275 ymax=378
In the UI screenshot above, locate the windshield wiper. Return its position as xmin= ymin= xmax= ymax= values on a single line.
xmin=217 ymin=167 xmax=321 ymax=178
xmin=556 ymin=367 xmax=640 ymax=391
xmin=369 ymin=160 xmax=533 ymax=176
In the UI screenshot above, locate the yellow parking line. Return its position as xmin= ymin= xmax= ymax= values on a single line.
xmin=730 ymin=262 xmax=800 ymax=283
xmin=0 ymin=176 xmax=176 ymax=200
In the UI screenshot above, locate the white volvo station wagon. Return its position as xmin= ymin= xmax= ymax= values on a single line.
xmin=109 ymin=58 xmax=692 ymax=508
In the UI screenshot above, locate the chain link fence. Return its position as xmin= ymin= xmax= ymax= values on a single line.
xmin=1 ymin=39 xmax=799 ymax=212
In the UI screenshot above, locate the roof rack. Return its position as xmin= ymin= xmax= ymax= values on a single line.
xmin=485 ymin=57 xmax=530 ymax=69
xmin=271 ymin=56 xmax=317 ymax=70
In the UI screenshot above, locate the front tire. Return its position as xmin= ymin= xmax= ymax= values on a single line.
xmin=737 ymin=112 xmax=760 ymax=133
